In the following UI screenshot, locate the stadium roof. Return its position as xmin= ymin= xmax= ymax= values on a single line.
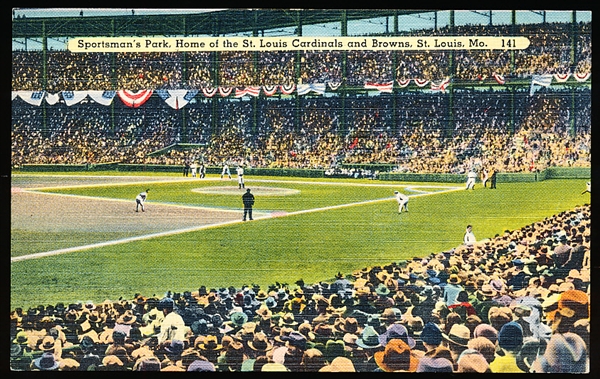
xmin=12 ymin=9 xmax=436 ymax=38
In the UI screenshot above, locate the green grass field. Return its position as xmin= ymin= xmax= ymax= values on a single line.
xmin=11 ymin=173 xmax=590 ymax=310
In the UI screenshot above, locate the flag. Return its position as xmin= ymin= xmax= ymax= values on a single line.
xmin=529 ymin=74 xmax=552 ymax=96
xmin=364 ymin=81 xmax=393 ymax=93
xmin=349 ymin=137 xmax=359 ymax=149
xmin=235 ymin=87 xmax=249 ymax=98
xmin=246 ymin=86 xmax=261 ymax=97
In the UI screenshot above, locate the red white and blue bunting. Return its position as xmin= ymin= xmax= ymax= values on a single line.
xmin=364 ymin=81 xmax=394 ymax=93
xmin=11 ymin=72 xmax=591 ymax=107
xmin=117 ymin=90 xmax=153 ymax=108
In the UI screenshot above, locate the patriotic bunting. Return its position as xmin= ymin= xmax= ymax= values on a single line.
xmin=235 ymin=86 xmax=261 ymax=98
xmin=529 ymin=74 xmax=553 ymax=96
xmin=492 ymin=73 xmax=506 ymax=85
xmin=364 ymin=81 xmax=393 ymax=93
xmin=297 ymin=83 xmax=326 ymax=95
xmin=396 ymin=78 xmax=411 ymax=88
xmin=88 ymin=90 xmax=116 ymax=106
xmin=554 ymin=73 xmax=571 ymax=83
xmin=414 ymin=79 xmax=429 ymax=87
xmin=218 ymin=87 xmax=233 ymax=97
xmin=431 ymin=78 xmax=450 ymax=92
xmin=62 ymin=91 xmax=89 ymax=106
xmin=117 ymin=89 xmax=153 ymax=108
xmin=280 ymin=84 xmax=296 ymax=95
xmin=574 ymin=72 xmax=591 ymax=82
xmin=327 ymin=81 xmax=342 ymax=91
xmin=262 ymin=85 xmax=278 ymax=96
xmin=156 ymin=89 xmax=198 ymax=109
xmin=15 ymin=91 xmax=45 ymax=106
xmin=12 ymin=71 xmax=592 ymax=107
xmin=201 ymin=87 xmax=217 ymax=98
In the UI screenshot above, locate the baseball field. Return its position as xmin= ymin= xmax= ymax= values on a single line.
xmin=10 ymin=171 xmax=589 ymax=310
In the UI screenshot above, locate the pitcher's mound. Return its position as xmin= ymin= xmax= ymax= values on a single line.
xmin=193 ymin=186 xmax=300 ymax=196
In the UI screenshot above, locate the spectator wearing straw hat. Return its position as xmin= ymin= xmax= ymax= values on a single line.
xmin=100 ymin=354 xmax=127 ymax=371
xmin=114 ymin=309 xmax=137 ymax=337
xmin=244 ymin=331 xmax=273 ymax=370
xmin=472 ymin=284 xmax=500 ymax=323
xmin=11 ymin=331 xmax=34 ymax=370
xmin=443 ymin=274 xmax=464 ymax=306
xmin=442 ymin=323 xmax=471 ymax=369
xmin=219 ymin=339 xmax=245 ymax=372
xmin=58 ymin=358 xmax=80 ymax=371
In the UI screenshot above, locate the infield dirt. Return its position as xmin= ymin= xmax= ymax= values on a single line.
xmin=11 ymin=175 xmax=243 ymax=258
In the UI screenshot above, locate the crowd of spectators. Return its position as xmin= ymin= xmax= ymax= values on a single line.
xmin=11 ymin=88 xmax=591 ymax=174
xmin=11 ymin=21 xmax=591 ymax=174
xmin=10 ymin=203 xmax=590 ymax=372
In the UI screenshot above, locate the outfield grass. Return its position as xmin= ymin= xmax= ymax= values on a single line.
xmin=11 ymin=174 xmax=589 ymax=309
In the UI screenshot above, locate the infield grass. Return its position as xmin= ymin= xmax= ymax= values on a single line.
xmin=11 ymin=173 xmax=589 ymax=309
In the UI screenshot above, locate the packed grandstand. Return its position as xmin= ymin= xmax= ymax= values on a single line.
xmin=11 ymin=9 xmax=591 ymax=372
xmin=12 ymin=18 xmax=591 ymax=174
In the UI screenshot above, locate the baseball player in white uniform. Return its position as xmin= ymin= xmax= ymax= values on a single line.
xmin=581 ymin=181 xmax=591 ymax=194
xmin=463 ymin=225 xmax=476 ymax=245
xmin=136 ymin=189 xmax=149 ymax=212
xmin=394 ymin=190 xmax=409 ymax=213
xmin=466 ymin=169 xmax=477 ymax=190
xmin=220 ymin=163 xmax=231 ymax=179
xmin=237 ymin=166 xmax=245 ymax=189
